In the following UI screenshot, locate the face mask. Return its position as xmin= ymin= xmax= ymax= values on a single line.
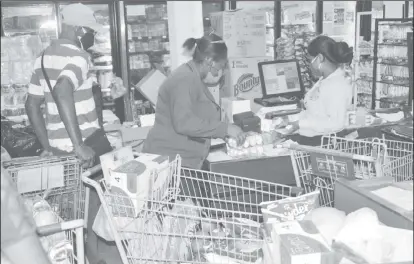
xmin=78 ymin=27 xmax=95 ymax=51
xmin=310 ymin=55 xmax=323 ymax=76
xmin=203 ymin=70 xmax=223 ymax=85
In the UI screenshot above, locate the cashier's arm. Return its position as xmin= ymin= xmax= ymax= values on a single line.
xmin=170 ymin=78 xmax=228 ymax=139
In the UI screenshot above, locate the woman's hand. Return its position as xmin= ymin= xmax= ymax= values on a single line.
xmin=227 ymin=124 xmax=246 ymax=145
xmin=287 ymin=121 xmax=300 ymax=133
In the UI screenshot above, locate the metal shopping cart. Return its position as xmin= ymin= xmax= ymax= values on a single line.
xmin=285 ymin=134 xmax=413 ymax=207
xmin=81 ymin=155 xmax=302 ymax=264
xmin=2 ymin=155 xmax=86 ymax=264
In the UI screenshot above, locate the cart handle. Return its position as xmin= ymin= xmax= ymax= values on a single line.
xmin=82 ymin=164 xmax=102 ymax=178
xmin=2 ymin=154 xmax=77 ymax=167
xmin=37 ymin=219 xmax=84 ymax=237
xmin=277 ymin=142 xmax=377 ymax=162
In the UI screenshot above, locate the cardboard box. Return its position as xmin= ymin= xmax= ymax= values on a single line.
xmin=270 ymin=220 xmax=336 ymax=264
xmin=224 ymin=57 xmax=272 ymax=100
xmin=220 ymin=97 xmax=251 ymax=123
xmin=135 ymin=69 xmax=166 ymax=109
xmin=210 ymin=10 xmax=267 ymax=58
xmin=109 ymin=153 xmax=170 ymax=216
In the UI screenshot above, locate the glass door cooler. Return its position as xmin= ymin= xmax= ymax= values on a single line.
xmin=1 ymin=2 xmax=58 ymax=122
xmin=124 ymin=2 xmax=170 ymax=120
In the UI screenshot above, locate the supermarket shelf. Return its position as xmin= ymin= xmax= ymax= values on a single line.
xmin=357 ymin=92 xmax=373 ymax=96
xmin=376 ymin=80 xmax=410 ymax=87
xmin=377 ymin=42 xmax=407 ymax=47
xmin=127 ymin=18 xmax=168 ymax=25
xmin=377 ymin=62 xmax=408 ymax=67
xmin=128 ymin=36 xmax=168 ymax=41
xmin=103 ymin=102 xmax=116 ymax=106
xmin=358 ymin=78 xmax=410 ymax=87
xmin=128 ymin=50 xmax=169 ymax=56
xmin=91 ymin=65 xmax=113 ymax=71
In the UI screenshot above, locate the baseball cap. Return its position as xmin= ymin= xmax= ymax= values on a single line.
xmin=61 ymin=3 xmax=103 ymax=32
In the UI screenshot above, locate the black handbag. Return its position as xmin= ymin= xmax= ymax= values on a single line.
xmin=41 ymin=51 xmax=112 ymax=159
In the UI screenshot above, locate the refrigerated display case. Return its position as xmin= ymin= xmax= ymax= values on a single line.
xmin=1 ymin=2 xmax=58 ymax=48
xmin=1 ymin=2 xmax=58 ymax=121
xmin=236 ymin=1 xmax=275 ymax=58
xmin=124 ymin=2 xmax=170 ymax=107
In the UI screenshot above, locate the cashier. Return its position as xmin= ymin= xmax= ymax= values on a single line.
xmin=292 ymin=35 xmax=354 ymax=138
xmin=143 ymin=35 xmax=245 ymax=169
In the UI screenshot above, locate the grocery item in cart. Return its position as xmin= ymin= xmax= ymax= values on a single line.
xmin=270 ymin=220 xmax=336 ymax=264
xmin=260 ymin=190 xmax=319 ymax=223
xmin=108 ymin=154 xmax=170 ymax=216
xmin=333 ymin=208 xmax=414 ymax=264
xmin=303 ymin=207 xmax=346 ymax=246
xmin=25 ymin=196 xmax=73 ymax=264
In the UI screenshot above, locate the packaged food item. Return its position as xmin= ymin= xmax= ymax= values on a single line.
xmin=260 ymin=190 xmax=320 ymax=223
xmin=270 ymin=220 xmax=336 ymax=264
xmin=108 ymin=154 xmax=170 ymax=216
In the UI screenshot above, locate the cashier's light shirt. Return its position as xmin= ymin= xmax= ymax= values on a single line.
xmin=299 ymin=68 xmax=353 ymax=137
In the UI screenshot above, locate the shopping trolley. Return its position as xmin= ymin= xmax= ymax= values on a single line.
xmin=2 ymin=155 xmax=86 ymax=264
xmin=81 ymin=155 xmax=302 ymax=264
xmin=285 ymin=134 xmax=413 ymax=207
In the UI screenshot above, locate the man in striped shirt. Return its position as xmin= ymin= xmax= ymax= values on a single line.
xmin=26 ymin=5 xmax=121 ymax=263
xmin=26 ymin=4 xmax=103 ymax=167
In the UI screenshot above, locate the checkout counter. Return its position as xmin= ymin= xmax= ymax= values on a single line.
xmin=204 ymin=100 xmax=413 ymax=187
xmin=103 ymin=101 xmax=412 ymax=189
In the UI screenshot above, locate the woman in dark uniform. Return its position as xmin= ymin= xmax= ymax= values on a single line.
xmin=143 ymin=35 xmax=245 ymax=203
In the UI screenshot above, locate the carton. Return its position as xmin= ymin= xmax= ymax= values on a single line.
xmin=210 ymin=10 xmax=267 ymax=58
xmin=270 ymin=220 xmax=336 ymax=264
xmin=220 ymin=97 xmax=251 ymax=123
xmin=135 ymin=69 xmax=166 ymax=109
xmin=108 ymin=153 xmax=170 ymax=216
xmin=224 ymin=57 xmax=272 ymax=100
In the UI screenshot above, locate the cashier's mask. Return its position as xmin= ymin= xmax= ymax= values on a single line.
xmin=310 ymin=54 xmax=323 ymax=77
xmin=203 ymin=58 xmax=226 ymax=86
xmin=77 ymin=27 xmax=96 ymax=51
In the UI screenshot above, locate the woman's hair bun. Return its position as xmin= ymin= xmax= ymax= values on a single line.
xmin=182 ymin=38 xmax=198 ymax=57
xmin=334 ymin=41 xmax=353 ymax=64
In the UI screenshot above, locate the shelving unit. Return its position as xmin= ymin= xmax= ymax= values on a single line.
xmin=354 ymin=11 xmax=385 ymax=109
xmin=125 ymin=3 xmax=170 ymax=102
xmin=372 ymin=18 xmax=413 ymax=109
xmin=408 ymin=32 xmax=413 ymax=107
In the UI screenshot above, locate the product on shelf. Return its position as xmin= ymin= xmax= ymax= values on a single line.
xmin=373 ymin=19 xmax=413 ymax=109
xmin=275 ymin=31 xmax=318 ymax=91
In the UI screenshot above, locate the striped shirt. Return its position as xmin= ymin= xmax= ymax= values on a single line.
xmin=28 ymin=39 xmax=100 ymax=152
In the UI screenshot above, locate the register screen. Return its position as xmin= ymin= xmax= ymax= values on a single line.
xmin=261 ymin=61 xmax=301 ymax=96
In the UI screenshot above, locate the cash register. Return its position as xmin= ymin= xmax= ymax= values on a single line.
xmin=254 ymin=59 xmax=305 ymax=109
